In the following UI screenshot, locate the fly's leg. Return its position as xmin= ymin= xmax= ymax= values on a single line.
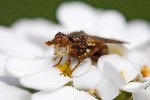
xmin=90 ymin=44 xmax=108 ymax=62
xmin=54 ymin=56 xmax=63 ymax=67
xmin=57 ymin=54 xmax=72 ymax=77
xmin=71 ymin=52 xmax=88 ymax=73
xmin=71 ymin=60 xmax=81 ymax=73
xmin=67 ymin=54 xmax=71 ymax=66
xmin=89 ymin=47 xmax=100 ymax=56
xmin=71 ymin=47 xmax=100 ymax=72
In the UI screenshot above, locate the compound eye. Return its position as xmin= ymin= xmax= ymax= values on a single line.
xmin=53 ymin=37 xmax=61 ymax=44
xmin=61 ymin=36 xmax=69 ymax=46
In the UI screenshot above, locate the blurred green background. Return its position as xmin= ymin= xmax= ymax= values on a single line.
xmin=0 ymin=0 xmax=150 ymax=26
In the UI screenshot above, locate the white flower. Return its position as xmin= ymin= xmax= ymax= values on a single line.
xmin=96 ymin=54 xmax=150 ymax=99
xmin=0 ymin=1 xmax=149 ymax=100
xmin=5 ymin=52 xmax=96 ymax=91
xmin=0 ymin=26 xmax=47 ymax=85
xmin=0 ymin=81 xmax=31 ymax=100
xmin=125 ymin=50 xmax=150 ymax=80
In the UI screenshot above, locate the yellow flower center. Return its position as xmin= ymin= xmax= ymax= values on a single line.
xmin=56 ymin=61 xmax=72 ymax=77
xmin=141 ymin=65 xmax=150 ymax=77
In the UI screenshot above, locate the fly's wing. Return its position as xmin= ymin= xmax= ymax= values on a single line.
xmin=89 ymin=35 xmax=128 ymax=44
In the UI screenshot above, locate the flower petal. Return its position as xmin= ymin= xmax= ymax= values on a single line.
xmin=57 ymin=2 xmax=96 ymax=33
xmin=126 ymin=51 xmax=150 ymax=69
xmin=96 ymin=10 xmax=126 ymax=39
xmin=103 ymin=62 xmax=125 ymax=88
xmin=0 ymin=52 xmax=8 ymax=76
xmin=5 ymin=57 xmax=54 ymax=78
xmin=121 ymin=81 xmax=150 ymax=93
xmin=98 ymin=54 xmax=138 ymax=84
xmin=121 ymin=59 xmax=138 ymax=83
xmin=75 ymin=91 xmax=97 ymax=100
xmin=132 ymin=90 xmax=146 ymax=100
xmin=98 ymin=54 xmax=122 ymax=71
xmin=124 ymin=21 xmax=150 ymax=49
xmin=0 ymin=76 xmax=21 ymax=86
xmin=0 ymin=81 xmax=31 ymax=100
xmin=96 ymin=74 xmax=120 ymax=100
xmin=146 ymin=85 xmax=150 ymax=99
xmin=0 ymin=28 xmax=44 ymax=58
xmin=32 ymin=86 xmax=78 ymax=100
xmin=73 ymin=66 xmax=101 ymax=90
xmin=20 ymin=68 xmax=72 ymax=90
xmin=72 ymin=58 xmax=92 ymax=77
xmin=12 ymin=19 xmax=65 ymax=49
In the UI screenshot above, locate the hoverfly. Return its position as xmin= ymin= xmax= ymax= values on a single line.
xmin=45 ymin=31 xmax=126 ymax=74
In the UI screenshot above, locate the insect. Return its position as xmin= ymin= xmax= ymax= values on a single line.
xmin=45 ymin=31 xmax=126 ymax=75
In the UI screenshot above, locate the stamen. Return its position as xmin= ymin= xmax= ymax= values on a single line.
xmin=87 ymin=89 xmax=99 ymax=99
xmin=141 ymin=65 xmax=150 ymax=77
xmin=56 ymin=61 xmax=72 ymax=77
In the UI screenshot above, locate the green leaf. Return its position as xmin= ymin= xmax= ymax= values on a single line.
xmin=114 ymin=90 xmax=133 ymax=100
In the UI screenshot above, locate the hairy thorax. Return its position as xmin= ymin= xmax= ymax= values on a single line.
xmin=68 ymin=31 xmax=88 ymax=59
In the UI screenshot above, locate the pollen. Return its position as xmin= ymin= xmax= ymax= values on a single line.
xmin=56 ymin=61 xmax=72 ymax=77
xmin=141 ymin=65 xmax=150 ymax=77
xmin=87 ymin=89 xmax=95 ymax=95
xmin=120 ymin=70 xmax=124 ymax=77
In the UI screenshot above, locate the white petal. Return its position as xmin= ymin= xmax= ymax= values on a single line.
xmin=73 ymin=66 xmax=101 ymax=90
xmin=75 ymin=91 xmax=97 ymax=100
xmin=20 ymin=68 xmax=72 ymax=90
xmin=122 ymin=81 xmax=150 ymax=93
xmin=43 ymin=47 xmax=55 ymax=58
xmin=96 ymin=10 xmax=126 ymax=39
xmin=12 ymin=19 xmax=65 ymax=49
xmin=96 ymin=74 xmax=120 ymax=100
xmin=32 ymin=86 xmax=78 ymax=100
xmin=103 ymin=62 xmax=125 ymax=88
xmin=121 ymin=59 xmax=138 ymax=83
xmin=98 ymin=54 xmax=138 ymax=84
xmin=98 ymin=54 xmax=122 ymax=71
xmin=57 ymin=2 xmax=96 ymax=33
xmin=0 ymin=76 xmax=21 ymax=86
xmin=0 ymin=81 xmax=31 ymax=100
xmin=124 ymin=21 xmax=150 ymax=49
xmin=146 ymin=85 xmax=150 ymax=99
xmin=5 ymin=57 xmax=54 ymax=78
xmin=132 ymin=90 xmax=146 ymax=100
xmin=126 ymin=51 xmax=150 ymax=69
xmin=0 ymin=52 xmax=8 ymax=76
xmin=72 ymin=58 xmax=92 ymax=77
xmin=0 ymin=28 xmax=44 ymax=58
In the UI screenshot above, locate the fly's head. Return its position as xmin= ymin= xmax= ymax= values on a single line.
xmin=45 ymin=32 xmax=70 ymax=57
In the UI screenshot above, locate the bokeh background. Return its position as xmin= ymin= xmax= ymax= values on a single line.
xmin=0 ymin=0 xmax=150 ymax=26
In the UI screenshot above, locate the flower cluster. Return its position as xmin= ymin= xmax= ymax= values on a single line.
xmin=0 ymin=1 xmax=150 ymax=100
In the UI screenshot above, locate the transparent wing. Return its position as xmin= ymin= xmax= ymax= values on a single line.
xmin=89 ymin=35 xmax=128 ymax=44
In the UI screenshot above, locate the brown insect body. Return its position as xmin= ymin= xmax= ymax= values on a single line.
xmin=67 ymin=31 xmax=108 ymax=62
xmin=45 ymin=31 xmax=126 ymax=74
